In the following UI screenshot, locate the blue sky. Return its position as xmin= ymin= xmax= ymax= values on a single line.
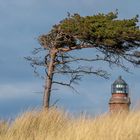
xmin=0 ymin=0 xmax=140 ymax=118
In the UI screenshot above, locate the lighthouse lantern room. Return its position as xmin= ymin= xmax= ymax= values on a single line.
xmin=109 ymin=76 xmax=131 ymax=113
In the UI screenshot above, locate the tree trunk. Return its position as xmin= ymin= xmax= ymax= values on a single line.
xmin=43 ymin=49 xmax=57 ymax=108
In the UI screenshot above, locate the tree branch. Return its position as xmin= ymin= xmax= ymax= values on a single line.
xmin=58 ymin=44 xmax=96 ymax=52
xmin=53 ymin=81 xmax=79 ymax=94
xmin=55 ymin=66 xmax=110 ymax=79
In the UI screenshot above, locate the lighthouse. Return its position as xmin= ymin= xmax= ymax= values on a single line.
xmin=109 ymin=76 xmax=131 ymax=113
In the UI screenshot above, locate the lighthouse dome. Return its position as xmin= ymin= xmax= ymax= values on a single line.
xmin=111 ymin=76 xmax=128 ymax=94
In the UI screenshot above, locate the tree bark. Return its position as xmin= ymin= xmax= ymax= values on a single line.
xmin=43 ymin=49 xmax=57 ymax=108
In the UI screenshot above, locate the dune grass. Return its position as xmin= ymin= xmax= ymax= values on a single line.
xmin=0 ymin=108 xmax=140 ymax=140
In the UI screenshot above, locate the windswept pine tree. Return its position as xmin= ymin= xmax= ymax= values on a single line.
xmin=26 ymin=11 xmax=140 ymax=108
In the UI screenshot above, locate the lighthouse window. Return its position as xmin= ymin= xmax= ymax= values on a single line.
xmin=116 ymin=90 xmax=123 ymax=93
xmin=116 ymin=84 xmax=124 ymax=88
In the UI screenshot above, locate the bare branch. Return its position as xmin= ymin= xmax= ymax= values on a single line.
xmin=50 ymin=99 xmax=60 ymax=107
xmin=55 ymin=56 xmax=128 ymax=71
xmin=32 ymin=47 xmax=45 ymax=54
xmin=53 ymin=81 xmax=79 ymax=94
xmin=25 ymin=56 xmax=45 ymax=66
xmin=55 ymin=66 xmax=110 ymax=79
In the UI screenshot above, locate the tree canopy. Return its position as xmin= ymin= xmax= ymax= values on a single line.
xmin=39 ymin=12 xmax=140 ymax=55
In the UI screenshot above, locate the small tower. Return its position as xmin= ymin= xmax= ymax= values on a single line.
xmin=109 ymin=76 xmax=131 ymax=113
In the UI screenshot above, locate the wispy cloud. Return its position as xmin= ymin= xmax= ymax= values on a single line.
xmin=0 ymin=82 xmax=42 ymax=99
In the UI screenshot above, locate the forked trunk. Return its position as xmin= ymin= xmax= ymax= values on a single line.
xmin=43 ymin=49 xmax=57 ymax=108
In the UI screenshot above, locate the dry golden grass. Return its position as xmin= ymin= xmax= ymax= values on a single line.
xmin=0 ymin=108 xmax=140 ymax=140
